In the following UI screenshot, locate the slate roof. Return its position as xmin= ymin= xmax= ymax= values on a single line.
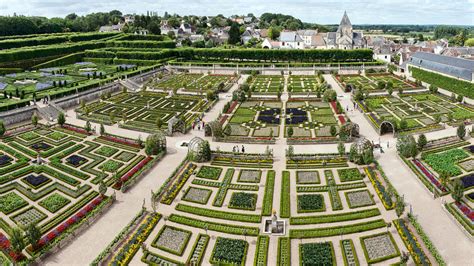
xmin=408 ymin=52 xmax=474 ymax=81
xmin=279 ymin=32 xmax=303 ymax=42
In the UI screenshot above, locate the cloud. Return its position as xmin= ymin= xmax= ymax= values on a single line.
xmin=0 ymin=0 xmax=472 ymax=25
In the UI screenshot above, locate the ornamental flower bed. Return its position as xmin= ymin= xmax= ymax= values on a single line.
xmin=412 ymin=159 xmax=447 ymax=193
xmin=114 ymin=156 xmax=153 ymax=189
xmin=338 ymin=115 xmax=346 ymax=125
xmin=0 ymin=232 xmax=25 ymax=262
xmin=395 ymin=219 xmax=429 ymax=265
xmin=455 ymin=202 xmax=474 ymax=222
xmin=36 ymin=196 xmax=105 ymax=250
xmin=100 ymin=135 xmax=141 ymax=148
xmin=63 ymin=124 xmax=91 ymax=135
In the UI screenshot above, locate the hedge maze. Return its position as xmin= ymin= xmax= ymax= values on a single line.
xmin=78 ymin=91 xmax=212 ymax=133
xmin=151 ymin=73 xmax=234 ymax=93
xmin=0 ymin=125 xmax=157 ymax=261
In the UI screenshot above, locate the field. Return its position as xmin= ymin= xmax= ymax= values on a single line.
xmin=77 ymin=91 xmax=212 ymax=133
xmin=223 ymin=99 xmax=346 ymax=140
xmin=93 ymin=152 xmax=440 ymax=265
xmin=357 ymin=93 xmax=474 ymax=135
xmin=0 ymin=125 xmax=158 ymax=261
xmin=151 ymin=73 xmax=234 ymax=92
xmin=338 ymin=73 xmax=417 ymax=92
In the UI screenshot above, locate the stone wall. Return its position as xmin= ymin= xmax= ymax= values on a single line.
xmin=0 ymin=106 xmax=36 ymax=126
xmin=53 ymin=84 xmax=120 ymax=110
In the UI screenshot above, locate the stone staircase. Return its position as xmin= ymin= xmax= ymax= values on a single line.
xmin=37 ymin=104 xmax=64 ymax=122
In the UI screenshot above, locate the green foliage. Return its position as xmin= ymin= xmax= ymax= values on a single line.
xmin=451 ymin=179 xmax=464 ymax=203
xmin=57 ymin=112 xmax=66 ymax=126
xmin=229 ymin=192 xmax=257 ymax=210
xmin=26 ymin=223 xmax=41 ymax=250
xmin=100 ymin=124 xmax=105 ymax=135
xmin=300 ymin=242 xmax=335 ymax=265
xmin=397 ymin=135 xmax=418 ymax=158
xmin=457 ymin=124 xmax=466 ymax=140
xmin=297 ymin=194 xmax=325 ymax=212
xmin=10 ymin=227 xmax=25 ymax=253
xmin=211 ymin=237 xmax=248 ymax=265
xmin=417 ymin=134 xmax=427 ymax=150
xmin=145 ymin=133 xmax=165 ymax=156
xmin=0 ymin=120 xmax=5 ymax=136
xmin=423 ymin=149 xmax=468 ymax=176
xmin=411 ymin=67 xmax=474 ymax=99
xmin=287 ymin=127 xmax=294 ymax=137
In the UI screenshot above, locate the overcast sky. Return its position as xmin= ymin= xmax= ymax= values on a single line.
xmin=0 ymin=0 xmax=472 ymax=25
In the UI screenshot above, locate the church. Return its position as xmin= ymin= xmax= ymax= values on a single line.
xmin=261 ymin=11 xmax=367 ymax=50
xmin=325 ymin=11 xmax=366 ymax=49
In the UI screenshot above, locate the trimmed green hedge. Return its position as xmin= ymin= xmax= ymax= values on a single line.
xmin=410 ymin=67 xmax=474 ymax=99
xmin=175 ymin=203 xmax=261 ymax=223
xmin=261 ymin=170 xmax=275 ymax=216
xmin=168 ymin=214 xmax=259 ymax=236
xmin=290 ymin=219 xmax=386 ymax=239
xmin=290 ymin=208 xmax=380 ymax=225
xmin=280 ymin=171 xmax=291 ymax=218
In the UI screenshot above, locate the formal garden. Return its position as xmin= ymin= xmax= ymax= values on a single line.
xmin=336 ymin=73 xmax=418 ymax=93
xmin=219 ymin=98 xmax=349 ymax=143
xmin=77 ymin=91 xmax=213 ymax=134
xmin=357 ymin=92 xmax=474 ymax=135
xmin=399 ymin=135 xmax=474 ymax=236
xmin=150 ymin=73 xmax=235 ymax=93
xmin=91 ymin=148 xmax=445 ymax=265
xmin=0 ymin=122 xmax=165 ymax=264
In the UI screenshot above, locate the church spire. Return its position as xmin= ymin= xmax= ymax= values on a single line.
xmin=340 ymin=11 xmax=352 ymax=28
xmin=337 ymin=11 xmax=352 ymax=35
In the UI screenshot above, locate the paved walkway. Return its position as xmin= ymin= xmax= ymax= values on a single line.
xmin=44 ymin=75 xmax=473 ymax=265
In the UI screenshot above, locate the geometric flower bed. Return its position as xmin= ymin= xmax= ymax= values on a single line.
xmin=38 ymin=193 xmax=71 ymax=213
xmin=0 ymin=125 xmax=156 ymax=262
xmin=299 ymin=242 xmax=335 ymax=266
xmin=152 ymin=225 xmax=191 ymax=256
xmin=297 ymin=194 xmax=325 ymax=213
xmin=182 ymin=187 xmax=212 ymax=205
xmin=423 ymin=148 xmax=469 ymax=177
xmin=296 ymin=171 xmax=320 ymax=184
xmin=196 ymin=166 xmax=222 ymax=180
xmin=229 ymin=192 xmax=257 ymax=210
xmin=11 ymin=207 xmax=47 ymax=227
xmin=237 ymin=169 xmax=261 ymax=183
xmin=360 ymin=232 xmax=400 ymax=263
xmin=338 ymin=168 xmax=363 ymax=182
xmin=210 ymin=237 xmax=248 ymax=265
xmin=345 ymin=190 xmax=375 ymax=208
xmin=0 ymin=154 xmax=12 ymax=166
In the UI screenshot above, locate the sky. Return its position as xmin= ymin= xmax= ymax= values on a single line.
xmin=0 ymin=0 xmax=473 ymax=25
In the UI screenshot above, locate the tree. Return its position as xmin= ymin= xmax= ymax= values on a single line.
xmin=156 ymin=117 xmax=163 ymax=129
xmin=99 ymin=181 xmax=107 ymax=196
xmin=0 ymin=120 xmax=5 ymax=137
xmin=26 ymin=223 xmax=41 ymax=250
xmin=457 ymin=124 xmax=466 ymax=140
xmin=417 ymin=134 xmax=427 ymax=150
xmin=452 ymin=179 xmax=464 ymax=203
xmin=337 ymin=142 xmax=345 ymax=156
xmin=465 ymin=38 xmax=474 ymax=47
xmin=457 ymin=94 xmax=463 ymax=103
xmin=399 ymin=119 xmax=408 ymax=130
xmin=206 ymin=90 xmax=216 ymax=101
xmin=147 ymin=21 xmax=161 ymax=35
xmin=395 ymin=196 xmax=405 ymax=218
xmin=228 ymin=22 xmax=240 ymax=45
xmin=31 ymin=114 xmax=38 ymax=127
xmin=57 ymin=112 xmax=66 ymax=126
xmin=100 ymin=123 xmax=105 ymax=135
xmin=268 ymin=26 xmax=280 ymax=40
xmin=10 ymin=227 xmax=25 ymax=254
xmin=145 ymin=133 xmax=166 ymax=156
xmin=330 ymin=125 xmax=337 ymax=136
xmin=397 ymin=135 xmax=418 ymax=158
xmin=287 ymin=127 xmax=294 ymax=137
xmin=201 ymin=140 xmax=211 ymax=161
xmin=323 ymin=89 xmax=337 ymax=102
xmin=78 ymin=120 xmax=88 ymax=133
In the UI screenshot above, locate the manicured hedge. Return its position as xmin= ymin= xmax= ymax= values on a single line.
xmin=175 ymin=203 xmax=261 ymax=223
xmin=289 ymin=219 xmax=386 ymax=239
xmin=280 ymin=171 xmax=291 ymax=218
xmin=168 ymin=214 xmax=259 ymax=236
xmin=410 ymin=67 xmax=474 ymax=99
xmin=277 ymin=237 xmax=291 ymax=266
xmin=290 ymin=208 xmax=380 ymax=225
xmin=254 ymin=235 xmax=269 ymax=266
xmin=261 ymin=170 xmax=275 ymax=216
xmin=108 ymin=41 xmax=176 ymax=49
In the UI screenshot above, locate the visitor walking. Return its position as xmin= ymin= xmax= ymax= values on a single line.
xmin=387 ymin=141 xmax=389 ymax=148
xmin=192 ymin=122 xmax=195 ymax=130
xmin=241 ymin=145 xmax=245 ymax=153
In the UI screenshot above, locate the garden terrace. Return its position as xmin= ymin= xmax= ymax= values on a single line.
xmin=0 ymin=125 xmax=160 ymax=263
xmin=288 ymin=75 xmax=323 ymax=94
xmin=150 ymin=73 xmax=235 ymax=93
xmin=77 ymin=91 xmax=211 ymax=133
xmin=249 ymin=75 xmax=284 ymax=94
xmin=357 ymin=93 xmax=474 ymax=135
xmin=94 ymin=153 xmax=442 ymax=265
xmin=0 ymin=61 xmax=150 ymax=111
xmin=336 ymin=73 xmax=417 ymax=93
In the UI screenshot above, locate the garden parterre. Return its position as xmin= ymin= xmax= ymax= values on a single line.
xmin=338 ymin=73 xmax=417 ymax=92
xmin=77 ymin=91 xmax=211 ymax=133
xmin=357 ymin=92 xmax=474 ymax=135
xmin=95 ymin=153 xmax=442 ymax=265
xmin=152 ymin=73 xmax=234 ymax=92
xmin=0 ymin=125 xmax=159 ymax=263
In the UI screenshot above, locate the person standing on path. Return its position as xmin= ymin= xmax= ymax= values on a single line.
xmin=242 ymin=145 xmax=245 ymax=153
